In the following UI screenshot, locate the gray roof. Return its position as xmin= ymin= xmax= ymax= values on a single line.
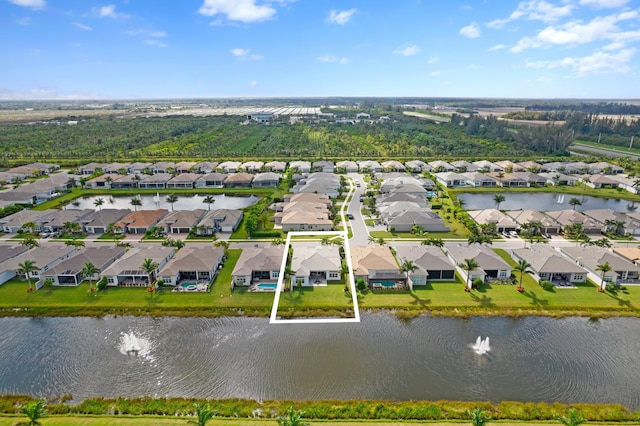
xmin=233 ymin=247 xmax=284 ymax=276
xmin=158 ymin=246 xmax=225 ymax=276
xmin=512 ymin=245 xmax=585 ymax=274
xmin=102 ymin=246 xmax=175 ymax=276
xmin=45 ymin=246 xmax=126 ymax=275
xmin=445 ymin=244 xmax=511 ymax=271
xmin=291 ymin=246 xmax=341 ymax=275
xmin=394 ymin=246 xmax=454 ymax=274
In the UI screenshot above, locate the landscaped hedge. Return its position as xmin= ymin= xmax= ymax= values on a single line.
xmin=0 ymin=395 xmax=636 ymax=421
xmin=250 ymin=231 xmax=282 ymax=238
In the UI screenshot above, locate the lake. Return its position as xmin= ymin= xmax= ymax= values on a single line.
xmin=457 ymin=192 xmax=639 ymax=212
xmin=69 ymin=194 xmax=258 ymax=211
xmin=0 ymin=314 xmax=638 ymax=409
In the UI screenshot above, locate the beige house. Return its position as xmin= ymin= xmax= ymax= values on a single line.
xmin=511 ymin=244 xmax=587 ymax=285
xmin=350 ymin=246 xmax=403 ymax=285
xmin=157 ymin=246 xmax=225 ymax=286
xmin=291 ymin=245 xmax=342 ymax=286
xmin=232 ymin=247 xmax=284 ymax=288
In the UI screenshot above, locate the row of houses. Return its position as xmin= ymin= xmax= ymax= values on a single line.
xmin=77 ymin=160 xmax=288 ymax=175
xmin=272 ymin=193 xmax=333 ymax=232
xmin=0 ymin=171 xmax=76 ymax=207
xmin=0 ymin=208 xmax=242 ymax=235
xmin=84 ymin=172 xmax=282 ymax=190
xmin=0 ymin=243 xmax=226 ymax=289
xmin=468 ymin=208 xmax=640 ymax=236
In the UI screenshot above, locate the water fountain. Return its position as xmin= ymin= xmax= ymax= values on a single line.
xmin=472 ymin=336 xmax=490 ymax=355
xmin=118 ymin=331 xmax=151 ymax=358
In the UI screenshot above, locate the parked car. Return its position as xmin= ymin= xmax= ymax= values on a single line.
xmin=346 ymin=213 xmax=354 ymax=220
xmin=509 ymin=230 xmax=518 ymax=238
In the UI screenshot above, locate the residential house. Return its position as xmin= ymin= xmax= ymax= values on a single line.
xmin=0 ymin=244 xmax=29 ymax=284
xmin=435 ymin=172 xmax=467 ymax=188
xmin=0 ymin=245 xmax=77 ymax=287
xmin=8 ymin=162 xmax=59 ymax=177
xmin=241 ymin=161 xmax=265 ymax=173
xmin=293 ymin=172 xmax=340 ymax=198
xmin=138 ymin=173 xmax=172 ymax=189
xmin=588 ymin=161 xmax=624 ymax=175
xmin=560 ymin=246 xmax=640 ymax=284
xmin=102 ymin=246 xmax=175 ymax=287
xmin=582 ymin=209 xmax=640 ymax=236
xmin=512 ymin=171 xmax=547 ymax=187
xmin=78 ymin=162 xmax=108 ymax=175
xmin=460 ymin=172 xmax=498 ymax=187
xmin=194 ymin=161 xmax=219 ymax=174
xmin=279 ymin=210 xmax=332 ymax=232
xmin=450 ymin=160 xmax=477 ymax=173
xmin=157 ymin=246 xmax=225 ymax=286
xmin=0 ymin=171 xmax=25 ymax=185
xmin=505 ymin=209 xmax=562 ymax=234
xmin=544 ymin=162 xmax=573 ymax=174
xmin=467 ymin=209 xmax=518 ymax=233
xmin=445 ymin=244 xmax=512 ymax=283
xmin=312 ymin=161 xmax=335 ymax=173
xmin=166 ymin=173 xmax=199 ymax=189
xmin=195 ymin=173 xmax=227 ymax=188
xmin=495 ymin=160 xmax=522 ymax=172
xmin=0 ymin=209 xmax=56 ymax=233
xmin=404 ymin=160 xmax=429 ymax=173
xmin=289 ymin=161 xmax=311 ymax=173
xmin=429 ymin=160 xmax=455 ymax=173
xmin=114 ymin=209 xmax=168 ymax=234
xmin=290 ymin=245 xmax=342 ymax=286
xmin=511 ymin=245 xmax=587 ymax=284
xmin=517 ymin=161 xmax=545 ymax=172
xmin=543 ymin=210 xmax=603 ymax=234
xmin=110 ymin=174 xmax=140 ymax=189
xmin=393 ymin=245 xmax=456 ymax=285
xmin=381 ymin=160 xmax=405 ymax=172
xmin=42 ymin=246 xmax=126 ymax=286
xmin=175 ymin=161 xmax=197 ymax=174
xmin=379 ymin=176 xmax=428 ymax=196
xmin=384 ymin=209 xmax=449 ymax=233
xmin=473 ymin=160 xmax=502 ymax=173
xmin=566 ymin=162 xmax=591 ymax=174
xmin=336 ymin=160 xmax=359 ymax=173
xmin=83 ymin=174 xmax=126 ymax=189
xmin=584 ymin=174 xmax=620 ymax=189
xmin=357 ymin=160 xmax=382 ymax=173
xmin=129 ymin=162 xmax=153 ymax=174
xmin=104 ymin=162 xmax=131 ymax=174
xmin=232 ymin=246 xmax=284 ymax=287
xmin=350 ymin=246 xmax=404 ymax=285
xmin=252 ymin=172 xmax=281 ymax=188
xmin=264 ymin=161 xmax=287 ymax=172
xmin=609 ymin=175 xmax=639 ymax=194
xmin=538 ymin=172 xmax=577 ymax=186
xmin=486 ymin=172 xmax=528 ymax=187
xmin=196 ymin=209 xmax=243 ymax=234
xmin=224 ymin=173 xmax=254 ymax=188
xmin=612 ymin=247 xmax=640 ymax=266
xmin=282 ymin=192 xmax=332 ymax=207
xmin=247 ymin=111 xmax=274 ymax=122
xmin=41 ymin=209 xmax=94 ymax=233
xmin=157 ymin=209 xmax=205 ymax=234
xmin=151 ymin=161 xmax=176 ymax=174
xmin=80 ymin=209 xmax=130 ymax=234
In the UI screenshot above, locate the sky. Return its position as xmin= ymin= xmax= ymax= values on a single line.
xmin=2 ymin=0 xmax=640 ymax=100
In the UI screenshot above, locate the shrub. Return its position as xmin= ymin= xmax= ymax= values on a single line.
xmin=472 ymin=278 xmax=484 ymax=289
xmin=356 ymin=278 xmax=367 ymax=291
xmin=539 ymin=280 xmax=554 ymax=291
xmin=250 ymin=231 xmax=282 ymax=238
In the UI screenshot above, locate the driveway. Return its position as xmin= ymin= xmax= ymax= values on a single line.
xmin=346 ymin=173 xmax=371 ymax=247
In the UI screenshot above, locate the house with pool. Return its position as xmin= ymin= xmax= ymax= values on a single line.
xmin=393 ymin=245 xmax=456 ymax=286
xmin=102 ymin=246 xmax=175 ymax=287
xmin=290 ymin=244 xmax=342 ymax=286
xmin=157 ymin=246 xmax=225 ymax=289
xmin=232 ymin=246 xmax=284 ymax=290
xmin=349 ymin=246 xmax=404 ymax=289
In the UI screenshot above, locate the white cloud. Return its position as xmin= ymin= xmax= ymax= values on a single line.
xmin=488 ymin=43 xmax=507 ymax=51
xmin=430 ymin=71 xmax=441 ymax=76
xmin=318 ymin=54 xmax=348 ymax=64
xmin=72 ymin=22 xmax=92 ymax=31
xmin=393 ymin=44 xmax=420 ymax=56
xmin=510 ymin=10 xmax=640 ymax=52
xmin=468 ymin=64 xmax=481 ymax=69
xmin=250 ymin=81 xmax=258 ymax=86
xmin=460 ymin=22 xmax=480 ymax=38
xmin=428 ymin=54 xmax=440 ymax=64
xmin=198 ymin=0 xmax=292 ymax=23
xmin=327 ymin=8 xmax=357 ymax=25
xmin=8 ymin=0 xmax=45 ymax=10
xmin=487 ymin=0 xmax=573 ymax=29
xmin=94 ymin=4 xmax=129 ymax=20
xmin=580 ymin=0 xmax=630 ymax=8
xmin=525 ymin=47 xmax=635 ymax=75
xmin=232 ymin=48 xmax=262 ymax=60
xmin=144 ymin=39 xmax=168 ymax=48
xmin=17 ymin=17 xmax=32 ymax=25
xmin=126 ymin=29 xmax=167 ymax=37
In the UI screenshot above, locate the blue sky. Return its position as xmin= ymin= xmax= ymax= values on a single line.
xmin=2 ymin=0 xmax=640 ymax=99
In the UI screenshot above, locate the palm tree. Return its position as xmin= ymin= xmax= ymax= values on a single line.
xmin=141 ymin=258 xmax=159 ymax=288
xmin=368 ymin=236 xmax=386 ymax=246
xmin=82 ymin=262 xmax=100 ymax=292
xmin=20 ymin=236 xmax=40 ymax=252
xmin=460 ymin=258 xmax=479 ymax=291
xmin=468 ymin=408 xmax=491 ymax=426
xmin=400 ymin=259 xmax=418 ymax=291
xmin=277 ymin=407 xmax=310 ymax=426
xmin=65 ymin=238 xmax=85 ymax=249
xmin=130 ymin=197 xmax=142 ymax=211
xmin=17 ymin=260 xmax=39 ymax=292
xmin=166 ymin=193 xmax=179 ymax=211
xmin=187 ymin=403 xmax=217 ymax=426
xmin=595 ymin=261 xmax=612 ymax=292
xmin=18 ymin=398 xmax=47 ymax=426
xmin=569 ymin=197 xmax=582 ymax=210
xmin=421 ymin=237 xmax=444 ymax=247
xmin=272 ymin=238 xmax=286 ymax=246
xmin=20 ymin=221 xmax=38 ymax=234
xmin=493 ymin=194 xmax=506 ymax=210
xmin=514 ymin=259 xmax=532 ymax=292
xmin=555 ymin=408 xmax=586 ymax=426
xmin=93 ymin=197 xmax=105 ymax=211
xmin=202 ymin=195 xmax=215 ymax=211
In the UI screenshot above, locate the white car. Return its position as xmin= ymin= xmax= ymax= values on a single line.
xmin=509 ymin=231 xmax=518 ymax=238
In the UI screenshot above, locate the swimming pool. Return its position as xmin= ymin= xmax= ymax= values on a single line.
xmin=180 ymin=282 xmax=198 ymax=291
xmin=373 ymin=281 xmax=396 ymax=288
xmin=257 ymin=283 xmax=278 ymax=291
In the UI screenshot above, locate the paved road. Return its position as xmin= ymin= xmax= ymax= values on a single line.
xmin=346 ymin=173 xmax=371 ymax=246
xmin=571 ymin=143 xmax=640 ymax=159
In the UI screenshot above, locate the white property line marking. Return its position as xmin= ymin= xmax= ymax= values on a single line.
xmin=269 ymin=180 xmax=360 ymax=324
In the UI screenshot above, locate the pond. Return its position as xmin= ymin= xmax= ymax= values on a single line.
xmin=0 ymin=314 xmax=638 ymax=409
xmin=457 ymin=192 xmax=639 ymax=212
xmin=69 ymin=194 xmax=259 ymax=211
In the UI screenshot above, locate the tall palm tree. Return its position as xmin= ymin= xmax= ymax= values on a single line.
xmin=569 ymin=197 xmax=582 ymax=210
xmin=555 ymin=409 xmax=586 ymax=426
xmin=19 ymin=398 xmax=47 ymax=426
xmin=421 ymin=237 xmax=444 ymax=247
xmin=514 ymin=259 xmax=532 ymax=291
xmin=460 ymin=258 xmax=479 ymax=290
xmin=166 ymin=193 xmax=179 ymax=211
xmin=468 ymin=408 xmax=491 ymax=426
xmin=130 ymin=197 xmax=142 ymax=211
xmin=187 ymin=403 xmax=217 ymax=426
xmin=368 ymin=236 xmax=386 ymax=246
xmin=202 ymin=195 xmax=215 ymax=211
xmin=17 ymin=260 xmax=39 ymax=292
xmin=595 ymin=261 xmax=612 ymax=292
xmin=20 ymin=236 xmax=40 ymax=252
xmin=493 ymin=194 xmax=506 ymax=210
xmin=20 ymin=221 xmax=38 ymax=234
xmin=93 ymin=197 xmax=105 ymax=211
xmin=65 ymin=238 xmax=85 ymax=249
xmin=141 ymin=258 xmax=159 ymax=288
xmin=82 ymin=262 xmax=100 ymax=292
xmin=400 ymin=259 xmax=418 ymax=291
xmin=277 ymin=407 xmax=310 ymax=426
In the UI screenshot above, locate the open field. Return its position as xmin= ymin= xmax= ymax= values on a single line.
xmin=0 ymin=109 xmax=123 ymax=124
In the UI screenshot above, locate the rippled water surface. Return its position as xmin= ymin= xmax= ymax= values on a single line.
xmin=0 ymin=314 xmax=638 ymax=408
